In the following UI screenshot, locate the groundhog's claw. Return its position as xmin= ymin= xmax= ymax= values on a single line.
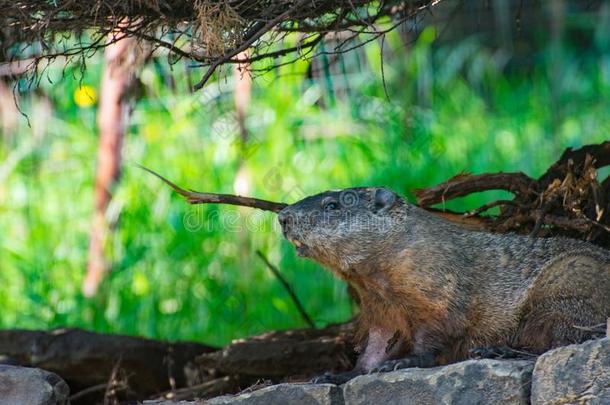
xmin=310 ymin=370 xmax=362 ymax=384
xmin=370 ymin=359 xmax=411 ymax=373
xmin=310 ymin=372 xmax=333 ymax=384
xmin=469 ymin=346 xmax=522 ymax=359
xmin=371 ymin=354 xmax=436 ymax=373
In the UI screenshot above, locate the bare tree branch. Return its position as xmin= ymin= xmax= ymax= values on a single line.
xmin=414 ymin=172 xmax=534 ymax=207
xmin=138 ymin=165 xmax=287 ymax=213
xmin=1 ymin=0 xmax=441 ymax=88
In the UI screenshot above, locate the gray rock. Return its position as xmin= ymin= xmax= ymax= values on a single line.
xmin=343 ymin=359 xmax=533 ymax=405
xmin=531 ymin=338 xmax=610 ymax=405
xmin=142 ymin=401 xmax=203 ymax=405
xmin=0 ymin=365 xmax=69 ymax=405
xmin=206 ymin=383 xmax=343 ymax=405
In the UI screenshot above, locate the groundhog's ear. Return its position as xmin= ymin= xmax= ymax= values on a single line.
xmin=373 ymin=188 xmax=396 ymax=213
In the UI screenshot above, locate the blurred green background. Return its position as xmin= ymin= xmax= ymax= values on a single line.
xmin=1 ymin=14 xmax=609 ymax=346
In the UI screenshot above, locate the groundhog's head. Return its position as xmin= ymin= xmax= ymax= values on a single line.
xmin=278 ymin=187 xmax=405 ymax=273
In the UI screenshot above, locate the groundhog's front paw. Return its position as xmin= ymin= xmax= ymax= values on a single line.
xmin=370 ymin=358 xmax=413 ymax=372
xmin=370 ymin=353 xmax=436 ymax=373
xmin=469 ymin=346 xmax=524 ymax=359
xmin=310 ymin=370 xmax=361 ymax=384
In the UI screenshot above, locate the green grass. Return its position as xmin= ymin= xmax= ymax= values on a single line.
xmin=0 ymin=26 xmax=609 ymax=346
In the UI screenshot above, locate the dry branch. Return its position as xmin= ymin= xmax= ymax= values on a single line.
xmin=2 ymin=0 xmax=439 ymax=88
xmin=538 ymin=141 xmax=610 ymax=186
xmin=414 ymin=172 xmax=534 ymax=207
xmin=414 ymin=141 xmax=610 ymax=247
xmin=139 ymin=165 xmax=287 ymax=213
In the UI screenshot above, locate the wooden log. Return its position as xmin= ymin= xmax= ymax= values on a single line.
xmin=193 ymin=322 xmax=356 ymax=380
xmin=0 ymin=328 xmax=215 ymax=403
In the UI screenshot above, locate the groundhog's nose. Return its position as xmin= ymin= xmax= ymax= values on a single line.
xmin=278 ymin=210 xmax=289 ymax=228
xmin=278 ymin=209 xmax=297 ymax=234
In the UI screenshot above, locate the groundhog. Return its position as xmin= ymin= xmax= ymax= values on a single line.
xmin=277 ymin=187 xmax=610 ymax=383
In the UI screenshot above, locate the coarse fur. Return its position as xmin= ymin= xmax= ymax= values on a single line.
xmin=278 ymin=187 xmax=610 ymax=372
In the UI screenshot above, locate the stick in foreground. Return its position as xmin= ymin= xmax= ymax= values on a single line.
xmin=137 ymin=164 xmax=288 ymax=213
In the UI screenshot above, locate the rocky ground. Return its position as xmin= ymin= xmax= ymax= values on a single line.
xmin=2 ymin=336 xmax=608 ymax=405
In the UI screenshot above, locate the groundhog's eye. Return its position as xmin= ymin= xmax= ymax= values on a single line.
xmin=323 ymin=201 xmax=339 ymax=211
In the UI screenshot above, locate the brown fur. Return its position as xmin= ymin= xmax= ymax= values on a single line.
xmin=278 ymin=187 xmax=610 ymax=371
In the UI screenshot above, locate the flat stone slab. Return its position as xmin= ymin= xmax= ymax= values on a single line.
xmin=206 ymin=383 xmax=343 ymax=405
xmin=146 ymin=339 xmax=610 ymax=405
xmin=532 ymin=338 xmax=610 ymax=405
xmin=343 ymin=359 xmax=533 ymax=405
xmin=0 ymin=364 xmax=70 ymax=405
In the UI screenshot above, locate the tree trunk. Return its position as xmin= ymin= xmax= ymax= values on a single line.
xmin=82 ymin=32 xmax=138 ymax=297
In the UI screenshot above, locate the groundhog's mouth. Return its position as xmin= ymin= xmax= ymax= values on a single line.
xmin=288 ymin=237 xmax=310 ymax=257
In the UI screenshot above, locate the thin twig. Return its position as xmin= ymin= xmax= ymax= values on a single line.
xmin=581 ymin=215 xmax=610 ymax=233
xmin=4 ymin=0 xmax=443 ymax=90
xmin=256 ymin=250 xmax=315 ymax=328
xmin=193 ymin=0 xmax=311 ymax=90
xmin=380 ymin=34 xmax=390 ymax=101
xmin=154 ymin=376 xmax=236 ymax=401
xmin=69 ymin=383 xmax=110 ymax=402
xmin=104 ymin=356 xmax=126 ymax=404
xmin=466 ymin=200 xmax=518 ymax=217
xmin=138 ymin=164 xmax=287 ymax=213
